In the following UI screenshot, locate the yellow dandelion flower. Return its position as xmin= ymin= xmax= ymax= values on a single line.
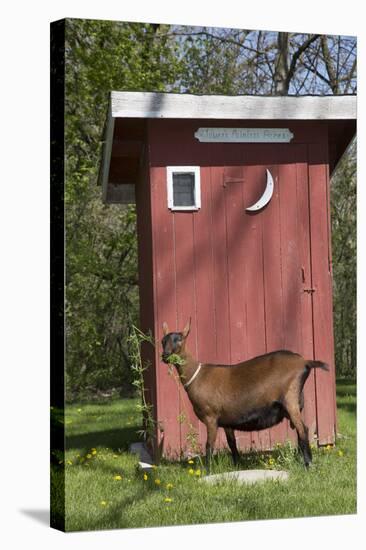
xmin=164 ymin=497 xmax=173 ymax=503
xmin=338 ymin=450 xmax=344 ymax=457
xmin=268 ymin=458 xmax=275 ymax=465
xmin=100 ymin=501 xmax=107 ymax=507
xmin=195 ymin=469 xmax=201 ymax=477
xmin=91 ymin=450 xmax=97 ymax=455
xmin=188 ymin=468 xmax=194 ymax=475
xmin=188 ymin=459 xmax=194 ymax=464
xmin=143 ymin=473 xmax=148 ymax=481
xmin=114 ymin=475 xmax=122 ymax=480
xmin=154 ymin=479 xmax=161 ymax=485
xmin=66 ymin=460 xmax=73 ymax=465
xmin=326 ymin=444 xmax=332 ymax=451
xmin=86 ymin=454 xmax=92 ymax=459
xmin=166 ymin=483 xmax=174 ymax=490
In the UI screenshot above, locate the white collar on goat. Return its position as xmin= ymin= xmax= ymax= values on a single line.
xmin=183 ymin=363 xmax=202 ymax=389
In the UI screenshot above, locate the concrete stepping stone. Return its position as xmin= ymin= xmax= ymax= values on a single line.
xmin=129 ymin=442 xmax=154 ymax=471
xmin=201 ymin=469 xmax=289 ymax=485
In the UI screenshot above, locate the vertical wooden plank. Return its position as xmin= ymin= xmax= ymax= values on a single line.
xmin=278 ymin=152 xmax=304 ymax=445
xmin=173 ymin=209 xmax=200 ymax=456
xmin=254 ymin=165 xmax=272 ymax=451
xmin=325 ymin=144 xmax=338 ymax=438
xmin=150 ymin=165 xmax=181 ymax=457
xmin=210 ymin=166 xmax=231 ymax=363
xmin=308 ymin=143 xmax=336 ymax=445
xmin=224 ymin=166 xmax=247 ymax=364
xmin=210 ymin=166 xmax=231 ymax=450
xmin=135 ymin=148 xmax=157 ymax=448
xmin=295 ymin=148 xmax=317 ymax=444
xmin=193 ymin=166 xmax=217 ymax=453
xmin=223 ymin=165 xmax=252 ymax=451
xmin=241 ymin=164 xmax=267 ymax=450
xmin=260 ymin=158 xmax=288 ymax=448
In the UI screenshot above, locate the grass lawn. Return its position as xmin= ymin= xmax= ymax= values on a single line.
xmin=54 ymin=379 xmax=356 ymax=531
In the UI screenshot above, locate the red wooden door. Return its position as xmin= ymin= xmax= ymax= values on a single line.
xmin=205 ymin=143 xmax=335 ymax=450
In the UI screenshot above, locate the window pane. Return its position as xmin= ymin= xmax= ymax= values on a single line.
xmin=172 ymin=172 xmax=195 ymax=206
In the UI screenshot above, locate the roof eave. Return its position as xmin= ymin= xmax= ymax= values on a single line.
xmin=110 ymin=91 xmax=357 ymax=121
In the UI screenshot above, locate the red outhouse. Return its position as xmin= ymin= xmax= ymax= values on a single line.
xmin=100 ymin=92 xmax=356 ymax=458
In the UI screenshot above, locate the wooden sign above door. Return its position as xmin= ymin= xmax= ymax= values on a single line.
xmin=194 ymin=127 xmax=294 ymax=143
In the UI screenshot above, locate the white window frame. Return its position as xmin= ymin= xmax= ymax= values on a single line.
xmin=166 ymin=166 xmax=201 ymax=211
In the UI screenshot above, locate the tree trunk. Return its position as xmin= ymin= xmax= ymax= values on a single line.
xmin=274 ymin=32 xmax=289 ymax=95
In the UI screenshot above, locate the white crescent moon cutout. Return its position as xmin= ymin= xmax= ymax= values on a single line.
xmin=246 ymin=169 xmax=274 ymax=212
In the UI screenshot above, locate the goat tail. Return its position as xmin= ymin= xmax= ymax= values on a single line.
xmin=305 ymin=360 xmax=329 ymax=372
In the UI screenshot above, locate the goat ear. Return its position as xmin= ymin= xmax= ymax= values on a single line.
xmin=182 ymin=318 xmax=191 ymax=339
xmin=162 ymin=322 xmax=169 ymax=336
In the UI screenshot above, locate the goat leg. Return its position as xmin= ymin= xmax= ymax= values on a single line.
xmin=205 ymin=418 xmax=218 ymax=472
xmin=285 ymin=403 xmax=312 ymax=467
xmin=224 ymin=427 xmax=240 ymax=466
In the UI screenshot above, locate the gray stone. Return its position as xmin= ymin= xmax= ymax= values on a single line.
xmin=137 ymin=461 xmax=154 ymax=472
xmin=200 ymin=469 xmax=289 ymax=485
xmin=129 ymin=442 xmax=153 ymax=466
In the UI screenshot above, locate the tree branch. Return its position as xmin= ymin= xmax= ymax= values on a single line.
xmin=302 ymin=62 xmax=331 ymax=87
xmin=286 ymin=34 xmax=321 ymax=89
xmin=165 ymin=30 xmax=267 ymax=56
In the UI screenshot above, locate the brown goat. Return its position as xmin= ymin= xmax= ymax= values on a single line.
xmin=161 ymin=320 xmax=329 ymax=469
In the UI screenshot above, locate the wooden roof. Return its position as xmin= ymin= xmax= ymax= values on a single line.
xmin=99 ymin=92 xmax=356 ymax=203
xmin=110 ymin=91 xmax=356 ymax=120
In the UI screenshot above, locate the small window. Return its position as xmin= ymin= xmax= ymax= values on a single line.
xmin=167 ymin=166 xmax=201 ymax=211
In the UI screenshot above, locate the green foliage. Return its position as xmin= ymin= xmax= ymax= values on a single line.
xmin=331 ymin=143 xmax=357 ymax=376
xmin=64 ymin=20 xmax=184 ymax=400
xmin=64 ymin=20 xmax=356 ymax=397
xmin=127 ymin=325 xmax=156 ymax=443
xmin=164 ymin=353 xmax=186 ymax=366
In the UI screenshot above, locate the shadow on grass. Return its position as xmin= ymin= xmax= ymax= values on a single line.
xmin=336 ymin=379 xmax=356 ymax=394
xmin=66 ymin=426 xmax=142 ymax=452
xmin=67 ymin=492 xmax=149 ymax=532
xmin=161 ymin=446 xmax=301 ymax=473
xmin=336 ymin=401 xmax=357 ymax=414
xmin=336 ymin=379 xmax=356 ymax=415
xmin=66 ymin=467 xmax=159 ymax=532
xmin=93 ymin=493 xmax=147 ymax=531
xmin=336 ymin=378 xmax=356 ymax=386
xmin=66 ymin=397 xmax=137 ymax=408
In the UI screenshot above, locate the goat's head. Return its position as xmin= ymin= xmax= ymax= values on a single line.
xmin=161 ymin=319 xmax=191 ymax=364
